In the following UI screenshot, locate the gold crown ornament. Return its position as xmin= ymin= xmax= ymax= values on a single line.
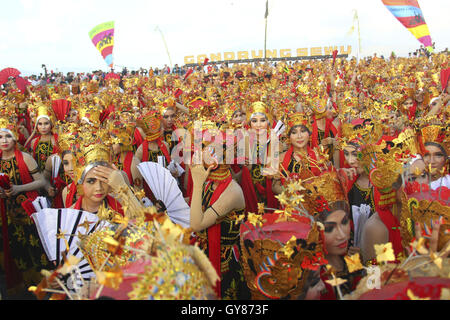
xmin=309 ymin=95 xmax=329 ymax=119
xmin=298 ymin=170 xmax=348 ymax=217
xmin=33 ymin=102 xmax=56 ymax=125
xmin=86 ymin=80 xmax=99 ymax=94
xmin=240 ymin=214 xmax=327 ymax=299
xmin=55 ymin=122 xmax=79 ymax=155
xmin=0 ymin=117 xmax=18 ymax=141
xmin=78 ymin=104 xmax=102 ymax=127
xmin=136 ymin=110 xmax=162 ymax=142
xmin=73 ymin=128 xmax=112 ymax=184
xmin=420 ymin=125 xmax=446 ymax=145
xmin=393 ymin=128 xmax=422 ymax=156
xmin=108 ymin=120 xmax=135 ymax=152
xmin=399 ymin=191 xmax=450 ymax=252
xmin=247 ymin=101 xmax=272 ymax=124
xmin=286 ymin=112 xmax=312 ymax=134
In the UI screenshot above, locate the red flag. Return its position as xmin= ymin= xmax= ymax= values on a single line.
xmin=441 ymin=67 xmax=450 ymax=91
xmin=203 ymin=58 xmax=209 ymax=66
xmin=332 ymin=50 xmax=338 ymax=66
xmin=184 ymin=68 xmax=193 ymax=80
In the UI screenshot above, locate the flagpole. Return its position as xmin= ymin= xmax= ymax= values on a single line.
xmin=356 ymin=10 xmax=361 ymax=61
xmin=264 ymin=0 xmax=268 ymax=61
xmin=155 ymin=26 xmax=173 ymax=67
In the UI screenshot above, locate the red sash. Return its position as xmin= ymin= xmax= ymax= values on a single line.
xmin=205 ymin=175 xmax=232 ymax=299
xmin=239 ymin=166 xmax=259 ymax=215
xmin=373 ymin=188 xmax=403 ymax=259
xmin=133 ymin=128 xmax=144 ymax=148
xmin=122 ymin=151 xmax=134 ymax=186
xmin=65 ymin=181 xmax=77 ymax=208
xmin=15 ymin=149 xmax=39 ymax=200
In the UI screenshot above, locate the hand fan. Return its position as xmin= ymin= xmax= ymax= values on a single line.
xmin=137 ymin=162 xmax=190 ymax=228
xmin=51 ymin=155 xmax=62 ymax=184
xmin=51 ymin=99 xmax=71 ymax=121
xmin=31 ymin=208 xmax=111 ymax=290
xmin=352 ymin=204 xmax=371 ymax=248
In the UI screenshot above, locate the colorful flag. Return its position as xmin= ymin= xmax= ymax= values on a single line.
xmin=381 ymin=0 xmax=433 ymax=52
xmin=89 ymin=21 xmax=115 ymax=67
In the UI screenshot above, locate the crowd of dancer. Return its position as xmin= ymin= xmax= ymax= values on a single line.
xmin=0 ymin=52 xmax=449 ymax=300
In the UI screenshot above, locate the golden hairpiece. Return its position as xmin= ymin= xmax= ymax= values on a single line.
xmin=136 ymin=110 xmax=161 ymax=141
xmin=240 ymin=221 xmax=326 ymax=299
xmin=0 ymin=117 xmax=18 ymax=140
xmin=286 ymin=112 xmax=312 ymax=133
xmin=247 ymin=101 xmax=272 ymax=123
xmin=107 ymin=119 xmax=134 ymax=149
xmin=420 ymin=125 xmax=445 ymax=145
xmin=400 ymin=192 xmax=450 ymax=252
xmin=299 ymin=171 xmax=348 ymax=216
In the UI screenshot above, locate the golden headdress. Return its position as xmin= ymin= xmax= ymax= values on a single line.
xmin=247 ymin=101 xmax=272 ymax=123
xmin=0 ymin=116 xmax=18 ymax=141
xmin=77 ymin=190 xmax=218 ymax=300
xmin=286 ymin=112 xmax=312 ymax=133
xmin=136 ymin=110 xmax=162 ymax=142
xmin=240 ymin=210 xmax=327 ymax=299
xmin=32 ymin=101 xmax=56 ymax=125
xmin=86 ymin=80 xmax=99 ymax=94
xmin=309 ymin=95 xmax=329 ymax=119
xmin=298 ymin=170 xmax=348 ymax=217
xmin=420 ymin=124 xmax=448 ymax=152
xmin=78 ymin=104 xmax=102 ymax=127
xmin=358 ymin=141 xmax=405 ymax=195
xmin=159 ymin=96 xmax=176 ymax=116
xmin=399 ymin=190 xmax=450 ymax=252
xmin=107 ymin=119 xmax=134 ymax=151
xmin=55 ymin=122 xmax=79 ymax=155
xmin=73 ymin=127 xmax=112 ymax=184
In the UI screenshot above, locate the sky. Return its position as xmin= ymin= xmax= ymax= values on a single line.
xmin=0 ymin=0 xmax=449 ymax=76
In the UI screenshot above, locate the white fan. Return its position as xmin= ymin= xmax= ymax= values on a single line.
xmin=137 ymin=161 xmax=190 ymax=228
xmin=51 ymin=154 xmax=62 ymax=184
xmin=31 ymin=208 xmax=111 ymax=290
xmin=352 ymin=204 xmax=371 ymax=248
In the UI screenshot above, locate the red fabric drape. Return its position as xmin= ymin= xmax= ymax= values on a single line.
xmin=204 ymin=175 xmax=232 ymax=299
xmin=65 ymin=181 xmax=77 ymax=208
xmin=373 ymin=188 xmax=403 ymax=258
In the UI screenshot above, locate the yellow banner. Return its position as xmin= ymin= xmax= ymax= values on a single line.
xmin=184 ymin=46 xmax=352 ymax=65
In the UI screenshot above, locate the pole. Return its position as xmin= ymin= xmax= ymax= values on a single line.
xmin=155 ymin=26 xmax=173 ymax=66
xmin=264 ymin=0 xmax=268 ymax=61
xmin=355 ymin=10 xmax=361 ymax=61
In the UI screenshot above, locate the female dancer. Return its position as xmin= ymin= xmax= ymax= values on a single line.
xmin=189 ymin=126 xmax=248 ymax=299
xmin=0 ymin=116 xmax=51 ymax=297
xmin=25 ymin=104 xmax=59 ymax=173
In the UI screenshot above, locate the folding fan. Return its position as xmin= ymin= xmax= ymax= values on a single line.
xmin=0 ymin=67 xmax=21 ymax=85
xmin=137 ymin=161 xmax=190 ymax=228
xmin=352 ymin=204 xmax=371 ymax=249
xmin=31 ymin=208 xmax=111 ymax=290
xmin=51 ymin=99 xmax=72 ymax=121
xmin=15 ymin=76 xmax=30 ymax=93
xmin=51 ymin=155 xmax=62 ymax=183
